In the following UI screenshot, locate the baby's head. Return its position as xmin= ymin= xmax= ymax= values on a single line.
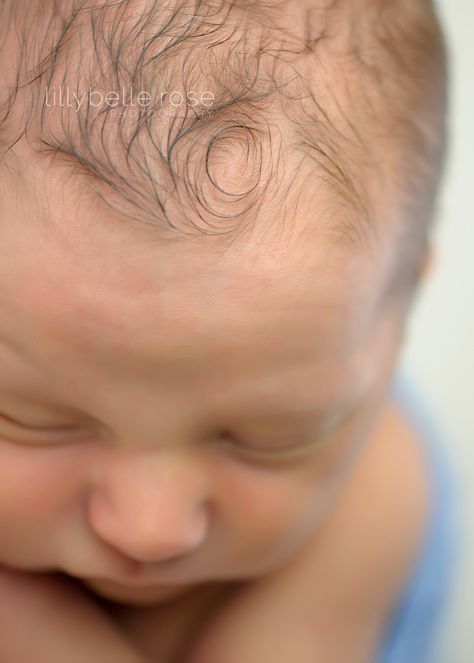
xmin=0 ymin=0 xmax=446 ymax=605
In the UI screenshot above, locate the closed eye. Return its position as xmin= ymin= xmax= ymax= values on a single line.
xmin=0 ymin=411 xmax=79 ymax=432
xmin=0 ymin=410 xmax=89 ymax=446
xmin=216 ymin=429 xmax=333 ymax=462
xmin=216 ymin=405 xmax=360 ymax=462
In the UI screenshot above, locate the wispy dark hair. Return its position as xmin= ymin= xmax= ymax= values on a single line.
xmin=0 ymin=0 xmax=448 ymax=294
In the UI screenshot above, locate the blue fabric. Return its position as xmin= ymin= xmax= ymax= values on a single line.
xmin=376 ymin=374 xmax=459 ymax=663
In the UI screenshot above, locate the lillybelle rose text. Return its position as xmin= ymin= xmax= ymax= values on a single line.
xmin=44 ymin=86 xmax=215 ymax=114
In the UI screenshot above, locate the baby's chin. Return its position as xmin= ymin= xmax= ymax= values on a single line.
xmin=81 ymin=576 xmax=193 ymax=606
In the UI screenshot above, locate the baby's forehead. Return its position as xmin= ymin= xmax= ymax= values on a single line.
xmin=4 ymin=179 xmax=384 ymax=362
xmin=0 ymin=191 xmax=389 ymax=426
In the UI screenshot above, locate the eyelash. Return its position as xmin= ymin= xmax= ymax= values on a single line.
xmin=0 ymin=412 xmax=87 ymax=444
xmin=216 ymin=430 xmax=331 ymax=462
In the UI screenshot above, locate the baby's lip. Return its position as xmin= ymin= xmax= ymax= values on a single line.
xmin=66 ymin=538 xmax=197 ymax=590
xmin=80 ymin=575 xmax=194 ymax=605
xmin=91 ymin=566 xmax=179 ymax=588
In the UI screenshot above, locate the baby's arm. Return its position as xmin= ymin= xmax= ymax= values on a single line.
xmin=179 ymin=511 xmax=381 ymax=663
xmin=184 ymin=550 xmax=389 ymax=663
xmin=0 ymin=566 xmax=150 ymax=663
xmin=183 ymin=553 xmax=379 ymax=663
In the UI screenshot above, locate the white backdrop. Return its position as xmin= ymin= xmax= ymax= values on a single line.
xmin=399 ymin=1 xmax=474 ymax=661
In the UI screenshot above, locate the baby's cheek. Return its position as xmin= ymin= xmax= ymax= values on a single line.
xmin=212 ymin=461 xmax=332 ymax=566
xmin=0 ymin=442 xmax=86 ymax=538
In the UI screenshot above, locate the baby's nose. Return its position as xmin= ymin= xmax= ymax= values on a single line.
xmin=87 ymin=450 xmax=209 ymax=564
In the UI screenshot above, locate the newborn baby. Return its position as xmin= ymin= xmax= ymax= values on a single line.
xmin=0 ymin=0 xmax=448 ymax=661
